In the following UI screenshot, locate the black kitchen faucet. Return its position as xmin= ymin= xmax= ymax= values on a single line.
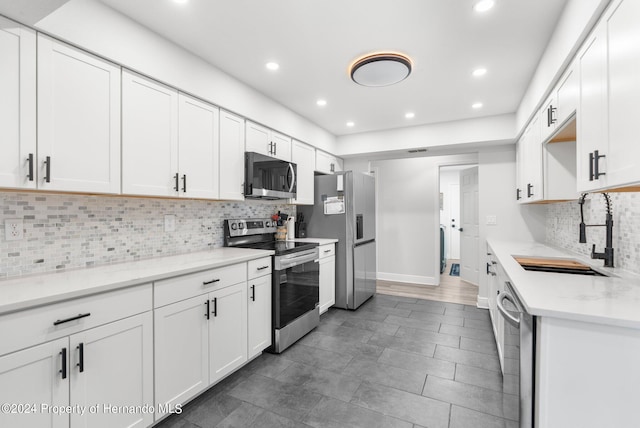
xmin=578 ymin=192 xmax=614 ymax=268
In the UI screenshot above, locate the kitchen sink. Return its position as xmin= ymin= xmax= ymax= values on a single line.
xmin=514 ymin=256 xmax=609 ymax=277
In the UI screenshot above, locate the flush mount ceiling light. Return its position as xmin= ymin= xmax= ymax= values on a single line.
xmin=350 ymin=52 xmax=412 ymax=87
xmin=474 ymin=0 xmax=495 ymax=13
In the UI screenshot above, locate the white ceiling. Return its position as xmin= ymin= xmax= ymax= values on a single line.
xmin=97 ymin=0 xmax=567 ymax=137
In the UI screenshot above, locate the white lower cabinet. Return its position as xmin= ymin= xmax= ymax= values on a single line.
xmin=0 ymin=312 xmax=153 ymax=428
xmin=318 ymin=244 xmax=336 ymax=314
xmin=248 ymin=274 xmax=272 ymax=359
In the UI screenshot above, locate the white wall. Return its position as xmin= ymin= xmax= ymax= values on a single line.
xmin=336 ymin=114 xmax=516 ymax=158
xmin=477 ymin=146 xmax=546 ymax=306
xmin=27 ymin=0 xmax=337 ymax=153
xmin=515 ymin=0 xmax=610 ymax=133
xmin=372 ymin=154 xmax=477 ymax=286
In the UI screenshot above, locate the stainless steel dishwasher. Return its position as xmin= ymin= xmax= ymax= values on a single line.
xmin=497 ymin=281 xmax=535 ymax=428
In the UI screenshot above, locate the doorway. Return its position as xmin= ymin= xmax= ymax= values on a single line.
xmin=438 ymin=164 xmax=479 ymax=287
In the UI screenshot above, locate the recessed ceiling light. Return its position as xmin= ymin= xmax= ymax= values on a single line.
xmin=473 ymin=0 xmax=495 ymax=13
xmin=405 ymin=112 xmax=415 ymax=119
xmin=316 ymin=99 xmax=327 ymax=107
xmin=472 ymin=102 xmax=483 ymax=109
xmin=346 ymin=121 xmax=355 ymax=127
xmin=349 ymin=52 xmax=413 ymax=87
xmin=173 ymin=0 xmax=188 ymax=3
xmin=265 ymin=62 xmax=279 ymax=71
xmin=472 ymin=68 xmax=487 ymax=77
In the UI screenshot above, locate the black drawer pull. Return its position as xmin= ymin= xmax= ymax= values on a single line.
xmin=182 ymin=174 xmax=187 ymax=193
xmin=256 ymin=265 xmax=269 ymax=271
xmin=60 ymin=348 xmax=67 ymax=379
xmin=174 ymin=173 xmax=179 ymax=192
xmin=212 ymin=298 xmax=217 ymax=317
xmin=251 ymin=285 xmax=255 ymax=301
xmin=203 ymin=278 xmax=221 ymax=285
xmin=76 ymin=343 xmax=84 ymax=373
xmin=27 ymin=153 xmax=34 ymax=181
xmin=53 ymin=312 xmax=91 ymax=326
xmin=43 ymin=156 xmax=51 ymax=183
xmin=324 ymin=249 xmax=332 ymax=253
xmin=205 ymin=300 xmax=210 ymax=320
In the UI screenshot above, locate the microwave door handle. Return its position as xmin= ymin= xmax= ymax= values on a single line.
xmin=287 ymin=163 xmax=296 ymax=192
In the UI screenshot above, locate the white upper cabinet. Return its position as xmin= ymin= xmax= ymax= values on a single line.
xmin=38 ymin=34 xmax=121 ymax=194
xmin=122 ymin=70 xmax=179 ymax=197
xmin=291 ymin=140 xmax=315 ymax=205
xmin=178 ymin=93 xmax=220 ymax=199
xmin=540 ymin=63 xmax=578 ymax=143
xmin=245 ymin=121 xmax=291 ymax=161
xmin=0 ymin=17 xmax=36 ymax=190
xmin=577 ymin=0 xmax=640 ymax=192
xmin=219 ymin=110 xmax=246 ymax=201
xmin=518 ymin=115 xmax=543 ymax=203
xmin=315 ymin=150 xmax=343 ymax=174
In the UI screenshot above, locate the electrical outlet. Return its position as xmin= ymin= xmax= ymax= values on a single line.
xmin=5 ymin=219 xmax=24 ymax=241
xmin=164 ymin=215 xmax=176 ymax=232
xmin=486 ymin=215 xmax=497 ymax=225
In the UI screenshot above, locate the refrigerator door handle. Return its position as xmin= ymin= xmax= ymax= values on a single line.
xmin=354 ymin=238 xmax=375 ymax=248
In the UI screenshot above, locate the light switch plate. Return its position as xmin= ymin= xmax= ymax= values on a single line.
xmin=164 ymin=215 xmax=176 ymax=232
xmin=486 ymin=215 xmax=497 ymax=225
xmin=5 ymin=219 xmax=24 ymax=241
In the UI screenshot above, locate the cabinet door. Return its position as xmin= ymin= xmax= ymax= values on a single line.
xmin=271 ymin=131 xmax=291 ymax=162
xmin=515 ymin=137 xmax=526 ymax=203
xmin=178 ymin=93 xmax=219 ymax=199
xmin=0 ymin=338 xmax=69 ymax=428
xmin=319 ymin=255 xmax=336 ymax=314
xmin=247 ymin=275 xmax=272 ymax=359
xmin=605 ymin=0 xmax=640 ymax=188
xmin=122 ymin=70 xmax=179 ymax=196
xmin=245 ymin=121 xmax=271 ymax=156
xmin=38 ymin=35 xmax=121 ymax=194
xmin=577 ymin=26 xmax=608 ymax=192
xmin=555 ymin=65 xmax=578 ymax=128
xmin=209 ymin=283 xmax=247 ymax=384
xmin=291 ymin=140 xmax=315 ymax=205
xmin=523 ymin=116 xmax=543 ymax=202
xmin=154 ymin=296 xmax=208 ymax=418
xmin=70 ymin=312 xmax=153 ymax=428
xmin=315 ymin=150 xmax=333 ymax=174
xmin=0 ymin=17 xmax=36 ymax=189
xmin=219 ymin=110 xmax=245 ymax=201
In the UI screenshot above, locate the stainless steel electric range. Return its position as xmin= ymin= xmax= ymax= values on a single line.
xmin=223 ymin=218 xmax=319 ymax=353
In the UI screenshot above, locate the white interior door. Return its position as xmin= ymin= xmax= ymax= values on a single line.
xmin=460 ymin=167 xmax=479 ymax=285
xmin=448 ymin=183 xmax=461 ymax=260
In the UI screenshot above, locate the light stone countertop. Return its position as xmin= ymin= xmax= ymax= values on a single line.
xmin=487 ymin=239 xmax=640 ymax=329
xmin=0 ymin=248 xmax=274 ymax=315
xmin=286 ymin=237 xmax=339 ymax=245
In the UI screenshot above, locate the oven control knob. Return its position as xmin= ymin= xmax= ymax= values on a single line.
xmin=265 ymin=221 xmax=271 ymax=227
xmin=238 ymin=222 xmax=245 ymax=229
xmin=230 ymin=223 xmax=237 ymax=230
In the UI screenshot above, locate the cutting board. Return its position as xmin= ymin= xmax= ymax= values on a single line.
xmin=514 ymin=257 xmax=591 ymax=270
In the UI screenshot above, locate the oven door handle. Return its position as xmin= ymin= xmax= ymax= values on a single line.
xmin=497 ymin=291 xmax=520 ymax=327
xmin=276 ymin=252 xmax=317 ymax=270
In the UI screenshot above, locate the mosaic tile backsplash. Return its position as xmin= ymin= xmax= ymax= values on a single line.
xmin=546 ymin=192 xmax=640 ymax=274
xmin=0 ymin=192 xmax=294 ymax=278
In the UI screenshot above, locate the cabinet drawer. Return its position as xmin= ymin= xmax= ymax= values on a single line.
xmin=247 ymin=257 xmax=272 ymax=280
xmin=319 ymin=244 xmax=335 ymax=259
xmin=154 ymin=263 xmax=247 ymax=308
xmin=0 ymin=284 xmax=151 ymax=357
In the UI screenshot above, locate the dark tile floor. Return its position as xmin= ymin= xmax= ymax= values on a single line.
xmin=156 ymin=294 xmax=518 ymax=428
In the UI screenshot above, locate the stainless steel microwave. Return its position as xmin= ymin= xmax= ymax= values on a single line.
xmin=244 ymin=152 xmax=297 ymax=199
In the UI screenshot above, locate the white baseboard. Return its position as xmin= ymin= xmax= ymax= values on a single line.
xmin=377 ymin=272 xmax=437 ymax=286
xmin=476 ymin=296 xmax=489 ymax=309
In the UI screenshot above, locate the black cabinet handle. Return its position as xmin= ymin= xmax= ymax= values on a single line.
xmin=174 ymin=173 xmax=179 ymax=191
xmin=273 ymin=142 xmax=277 ymax=156
xmin=205 ymin=300 xmax=210 ymax=320
xmin=516 ymin=188 xmax=521 ymax=201
xmin=550 ymin=106 xmax=557 ymax=125
xmin=251 ymin=285 xmax=255 ymax=301
xmin=268 ymin=142 xmax=273 ymax=155
xmin=527 ymin=183 xmax=533 ymax=198
xmin=256 ymin=265 xmax=269 ymax=270
xmin=212 ymin=298 xmax=217 ymax=317
xmin=324 ymin=249 xmax=332 ymax=253
xmin=182 ymin=174 xmax=187 ymax=193
xmin=76 ymin=343 xmax=84 ymax=373
xmin=486 ymin=262 xmax=491 ymax=275
xmin=594 ymin=150 xmax=606 ymax=179
xmin=203 ymin=278 xmax=220 ymax=285
xmin=60 ymin=348 xmax=67 ymax=379
xmin=547 ymin=107 xmax=551 ymax=127
xmin=53 ymin=312 xmax=91 ymax=326
xmin=43 ymin=156 xmax=51 ymax=183
xmin=589 ymin=152 xmax=595 ymax=181
xmin=27 ymin=153 xmax=34 ymax=181
xmin=330 ymin=163 xmax=335 ymax=173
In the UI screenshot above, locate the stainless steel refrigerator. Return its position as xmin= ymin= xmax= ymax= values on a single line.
xmin=298 ymin=171 xmax=376 ymax=310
